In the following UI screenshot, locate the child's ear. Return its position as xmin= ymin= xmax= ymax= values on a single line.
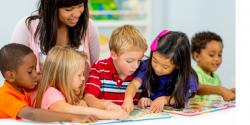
xmin=110 ymin=50 xmax=118 ymax=60
xmin=192 ymin=52 xmax=200 ymax=62
xmin=4 ymin=70 xmax=16 ymax=83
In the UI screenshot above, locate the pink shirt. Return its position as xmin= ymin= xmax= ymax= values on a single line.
xmin=10 ymin=17 xmax=100 ymax=72
xmin=41 ymin=87 xmax=65 ymax=110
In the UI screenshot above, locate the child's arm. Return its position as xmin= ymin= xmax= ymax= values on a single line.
xmin=17 ymin=106 xmax=97 ymax=122
xmin=84 ymin=94 xmax=127 ymax=116
xmin=197 ymin=84 xmax=235 ymax=101
xmin=48 ymin=100 xmax=129 ymax=120
xmin=76 ymin=99 xmax=88 ymax=107
xmin=122 ymin=78 xmax=142 ymax=113
xmin=84 ymin=93 xmax=119 ymax=110
xmin=84 ymin=62 xmax=123 ymax=111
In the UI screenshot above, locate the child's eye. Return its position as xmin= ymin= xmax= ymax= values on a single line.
xmin=78 ymin=4 xmax=83 ymax=8
xmin=64 ymin=7 xmax=73 ymax=11
xmin=78 ymin=73 xmax=83 ymax=77
xmin=209 ymin=54 xmax=215 ymax=57
xmin=126 ymin=60 xmax=133 ymax=63
xmin=163 ymin=66 xmax=169 ymax=69
xmin=218 ymin=54 xmax=222 ymax=57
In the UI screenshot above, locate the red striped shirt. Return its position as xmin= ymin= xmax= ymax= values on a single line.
xmin=84 ymin=57 xmax=142 ymax=105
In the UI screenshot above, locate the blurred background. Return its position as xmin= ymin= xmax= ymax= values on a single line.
xmin=0 ymin=0 xmax=235 ymax=88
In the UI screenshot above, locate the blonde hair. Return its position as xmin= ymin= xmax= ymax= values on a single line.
xmin=109 ymin=25 xmax=148 ymax=55
xmin=35 ymin=46 xmax=87 ymax=108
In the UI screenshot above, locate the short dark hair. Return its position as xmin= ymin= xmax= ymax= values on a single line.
xmin=0 ymin=43 xmax=33 ymax=76
xmin=191 ymin=31 xmax=223 ymax=54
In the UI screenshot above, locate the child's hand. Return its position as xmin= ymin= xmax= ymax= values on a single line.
xmin=77 ymin=100 xmax=88 ymax=107
xmin=150 ymin=96 xmax=167 ymax=113
xmin=231 ymin=88 xmax=236 ymax=93
xmin=168 ymin=97 xmax=176 ymax=105
xmin=219 ymin=86 xmax=235 ymax=101
xmin=121 ymin=98 xmax=134 ymax=113
xmin=72 ymin=115 xmax=98 ymax=123
xmin=105 ymin=103 xmax=129 ymax=120
xmin=108 ymin=109 xmax=129 ymax=120
xmin=138 ymin=97 xmax=152 ymax=109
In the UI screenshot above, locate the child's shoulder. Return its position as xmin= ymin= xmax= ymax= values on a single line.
xmin=137 ymin=59 xmax=149 ymax=69
xmin=0 ymin=82 xmax=30 ymax=104
xmin=92 ymin=57 xmax=112 ymax=68
xmin=141 ymin=59 xmax=149 ymax=65
xmin=0 ymin=82 xmax=17 ymax=95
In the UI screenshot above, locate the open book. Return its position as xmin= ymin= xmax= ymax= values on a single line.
xmin=163 ymin=97 xmax=235 ymax=116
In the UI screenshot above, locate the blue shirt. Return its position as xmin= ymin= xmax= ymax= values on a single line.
xmin=134 ymin=60 xmax=198 ymax=101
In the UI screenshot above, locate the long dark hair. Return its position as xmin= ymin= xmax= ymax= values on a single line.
xmin=146 ymin=31 xmax=198 ymax=108
xmin=26 ymin=0 xmax=89 ymax=54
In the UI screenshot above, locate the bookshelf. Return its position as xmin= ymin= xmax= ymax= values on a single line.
xmin=89 ymin=0 xmax=152 ymax=59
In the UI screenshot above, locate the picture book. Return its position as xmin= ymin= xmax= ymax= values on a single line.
xmin=64 ymin=107 xmax=172 ymax=125
xmin=163 ymin=98 xmax=235 ymax=116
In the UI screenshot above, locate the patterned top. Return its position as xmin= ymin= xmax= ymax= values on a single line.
xmin=84 ymin=57 xmax=142 ymax=105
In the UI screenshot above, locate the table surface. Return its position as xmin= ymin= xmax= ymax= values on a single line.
xmin=0 ymin=108 xmax=236 ymax=125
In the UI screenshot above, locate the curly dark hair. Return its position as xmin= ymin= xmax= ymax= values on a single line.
xmin=191 ymin=31 xmax=223 ymax=55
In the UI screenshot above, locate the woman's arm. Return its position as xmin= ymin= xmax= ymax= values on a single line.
xmin=10 ymin=17 xmax=32 ymax=46
xmin=87 ymin=19 xmax=100 ymax=65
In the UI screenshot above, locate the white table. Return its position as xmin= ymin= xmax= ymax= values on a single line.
xmin=0 ymin=108 xmax=236 ymax=125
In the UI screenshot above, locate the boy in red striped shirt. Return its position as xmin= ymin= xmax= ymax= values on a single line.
xmin=84 ymin=25 xmax=148 ymax=113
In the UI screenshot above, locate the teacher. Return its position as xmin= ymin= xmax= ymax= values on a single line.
xmin=10 ymin=0 xmax=100 ymax=73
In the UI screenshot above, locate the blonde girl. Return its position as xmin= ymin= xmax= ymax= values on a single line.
xmin=35 ymin=46 xmax=128 ymax=120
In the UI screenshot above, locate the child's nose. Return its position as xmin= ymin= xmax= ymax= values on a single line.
xmin=214 ymin=56 xmax=221 ymax=61
xmin=33 ymin=72 xmax=39 ymax=81
xmin=155 ymin=65 xmax=162 ymax=73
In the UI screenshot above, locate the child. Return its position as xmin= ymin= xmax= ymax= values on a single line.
xmin=191 ymin=31 xmax=235 ymax=101
xmin=84 ymin=25 xmax=148 ymax=112
xmin=122 ymin=30 xmax=199 ymax=113
xmin=34 ymin=46 xmax=128 ymax=120
xmin=0 ymin=43 xmax=97 ymax=122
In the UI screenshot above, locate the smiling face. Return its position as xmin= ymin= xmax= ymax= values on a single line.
xmin=151 ymin=52 xmax=176 ymax=76
xmin=111 ymin=49 xmax=145 ymax=79
xmin=58 ymin=3 xmax=84 ymax=27
xmin=193 ymin=40 xmax=223 ymax=75
xmin=13 ymin=53 xmax=38 ymax=91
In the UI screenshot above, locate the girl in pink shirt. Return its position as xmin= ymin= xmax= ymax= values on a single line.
xmin=10 ymin=0 xmax=100 ymax=73
xmin=34 ymin=46 xmax=128 ymax=120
